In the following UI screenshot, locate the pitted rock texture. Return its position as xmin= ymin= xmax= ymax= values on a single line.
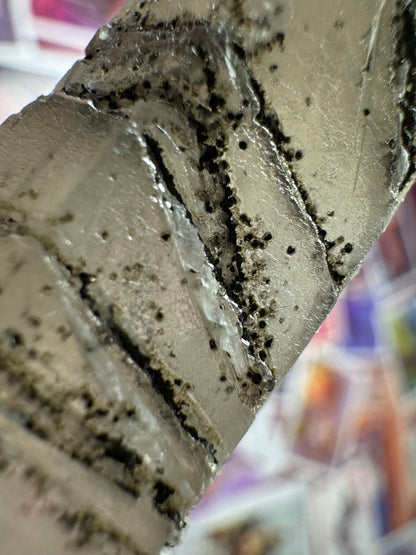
xmin=0 ymin=1 xmax=415 ymax=553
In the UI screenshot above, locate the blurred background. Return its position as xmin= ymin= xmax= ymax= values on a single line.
xmin=2 ymin=2 xmax=416 ymax=554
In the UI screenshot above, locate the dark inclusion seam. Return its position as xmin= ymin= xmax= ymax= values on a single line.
xmin=0 ymin=212 xmax=218 ymax=496
xmin=142 ymin=126 xmax=274 ymax=386
xmin=143 ymin=124 xmax=274 ymax=388
xmin=74 ymin=271 xmax=219 ymax=467
xmin=0 ymin=331 xmax=184 ymax=525
xmin=229 ymin=39 xmax=346 ymax=288
xmin=238 ymin=54 xmax=345 ymax=290
xmin=142 ymin=132 xmax=247 ymax=308
xmin=396 ymin=1 xmax=416 ymax=192
xmin=0 ymin=364 xmax=144 ymax=499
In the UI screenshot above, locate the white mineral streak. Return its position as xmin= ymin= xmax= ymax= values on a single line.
xmin=0 ymin=1 xmax=415 ymax=553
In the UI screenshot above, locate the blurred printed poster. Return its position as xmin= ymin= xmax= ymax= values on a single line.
xmin=31 ymin=0 xmax=125 ymax=51
xmin=175 ymin=484 xmax=310 ymax=555
xmin=378 ymin=522 xmax=416 ymax=555
xmin=0 ymin=0 xmax=14 ymax=42
xmin=356 ymin=366 xmax=412 ymax=533
xmin=32 ymin=0 xmax=123 ymax=27
xmin=310 ymin=296 xmax=345 ymax=347
xmin=308 ymin=456 xmax=380 ymax=555
xmin=378 ymin=215 xmax=410 ymax=280
xmin=382 ymin=289 xmax=416 ymax=394
xmin=343 ymin=291 xmax=378 ymax=350
xmin=292 ymin=362 xmax=351 ymax=465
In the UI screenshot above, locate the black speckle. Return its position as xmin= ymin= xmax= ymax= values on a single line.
xmin=143 ymin=80 xmax=151 ymax=89
xmin=209 ymin=339 xmax=218 ymax=350
xmin=204 ymin=200 xmax=214 ymax=213
xmin=119 ymin=84 xmax=139 ymax=101
xmin=153 ymin=480 xmax=174 ymax=505
xmin=248 ymin=371 xmax=262 ymax=385
xmin=233 ymin=282 xmax=243 ymax=293
xmin=259 ymin=320 xmax=266 ymax=329
xmin=388 ymin=138 xmax=396 ymax=150
xmin=101 ymin=230 xmax=109 ymax=240
xmin=363 ymin=108 xmax=370 ymax=116
xmin=258 ymin=308 xmax=267 ymax=318
xmin=327 ymin=211 xmax=335 ymax=217
xmin=238 ymin=140 xmax=248 ymax=150
xmin=203 ymin=67 xmax=216 ymax=90
xmin=161 ymin=233 xmax=171 ymax=241
xmin=344 ymin=242 xmax=353 ymax=253
xmin=286 ymin=245 xmax=296 ymax=255
xmin=58 ymin=212 xmax=74 ymax=224
xmin=5 ymin=329 xmax=24 ymax=348
xmin=233 ymin=42 xmax=246 ymax=60
xmin=263 ymin=232 xmax=273 ymax=241
xmin=220 ymin=375 xmax=227 ymax=382
xmin=335 ymin=19 xmax=344 ymax=30
xmin=295 ymin=150 xmax=303 ymax=160
xmin=209 ymin=93 xmax=225 ymax=112
xmin=239 ymin=213 xmax=251 ymax=226
xmin=156 ymin=311 xmax=164 ymax=321
xmin=269 ymin=64 xmax=278 ymax=72
xmin=275 ymin=32 xmax=285 ymax=48
xmin=285 ymin=150 xmax=294 ymax=162
xmin=259 ymin=350 xmax=267 ymax=361
xmin=264 ymin=337 xmax=273 ymax=348
xmin=305 ymin=96 xmax=312 ymax=106
xmin=28 ymin=316 xmax=42 ymax=327
xmin=199 ymin=145 xmax=219 ymax=173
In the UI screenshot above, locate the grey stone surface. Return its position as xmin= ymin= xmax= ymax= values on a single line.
xmin=0 ymin=1 xmax=414 ymax=553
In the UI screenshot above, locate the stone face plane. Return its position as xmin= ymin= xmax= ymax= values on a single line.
xmin=0 ymin=1 xmax=414 ymax=553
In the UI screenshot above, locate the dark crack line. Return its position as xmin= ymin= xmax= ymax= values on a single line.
xmin=143 ymin=131 xmax=246 ymax=310
xmin=185 ymin=115 xmax=248 ymax=305
xmin=106 ymin=304 xmax=218 ymax=464
xmin=143 ymin=134 xmax=190 ymax=212
xmin=0 ymin=348 xmax=143 ymax=500
xmin=73 ymin=269 xmax=218 ymax=464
